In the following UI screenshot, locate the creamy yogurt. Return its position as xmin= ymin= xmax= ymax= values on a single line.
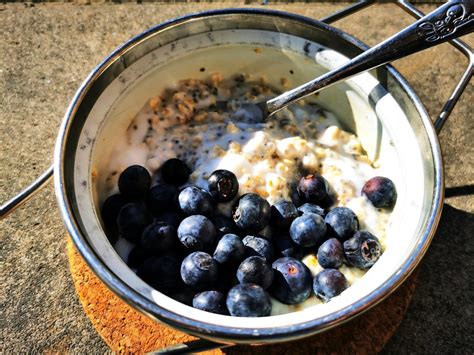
xmin=102 ymin=73 xmax=391 ymax=315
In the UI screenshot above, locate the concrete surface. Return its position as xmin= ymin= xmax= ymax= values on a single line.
xmin=1 ymin=2 xmax=472 ymax=353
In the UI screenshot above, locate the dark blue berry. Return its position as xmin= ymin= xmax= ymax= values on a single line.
xmin=154 ymin=211 xmax=183 ymax=229
xmin=273 ymin=233 xmax=304 ymax=259
xmin=362 ymin=176 xmax=397 ymax=208
xmin=101 ymin=193 xmax=127 ymax=244
xmin=127 ymin=246 xmax=149 ymax=269
xmin=178 ymin=186 xmax=214 ymax=216
xmin=118 ymin=165 xmax=151 ymax=200
xmin=270 ymin=257 xmax=312 ymax=305
xmin=289 ymin=213 xmax=327 ymax=247
xmin=325 ymin=207 xmax=359 ymax=241
xmin=259 ymin=226 xmax=275 ymax=241
xmin=168 ymin=285 xmax=196 ymax=306
xmin=117 ymin=203 xmax=152 ymax=243
xmin=226 ymin=284 xmax=272 ymax=317
xmin=215 ymin=266 xmax=239 ymax=292
xmin=147 ymin=183 xmax=178 ymax=215
xmin=237 ymin=256 xmax=274 ymax=289
xmin=136 ymin=255 xmax=181 ymax=293
xmin=270 ymin=200 xmax=299 ymax=229
xmin=213 ymin=234 xmax=245 ymax=265
xmin=177 ymin=215 xmax=216 ymax=251
xmin=208 ymin=169 xmax=239 ymax=202
xmin=289 ymin=182 xmax=303 ymax=207
xmin=192 ymin=291 xmax=229 ymax=315
xmin=297 ymin=203 xmax=325 ymax=217
xmin=297 ymin=174 xmax=329 ymax=204
xmin=233 ymin=193 xmax=271 ymax=232
xmin=242 ymin=235 xmax=274 ymax=261
xmin=313 ymin=269 xmax=348 ymax=302
xmin=140 ymin=222 xmax=176 ymax=255
xmin=211 ymin=215 xmax=237 ymax=238
xmin=180 ymin=252 xmax=218 ymax=289
xmin=343 ymin=231 xmax=382 ymax=269
xmin=232 ymin=103 xmax=264 ymax=124
xmin=317 ymin=238 xmax=344 ymax=269
xmin=161 ymin=158 xmax=190 ymax=186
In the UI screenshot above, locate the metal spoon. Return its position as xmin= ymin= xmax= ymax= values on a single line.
xmin=236 ymin=0 xmax=473 ymax=123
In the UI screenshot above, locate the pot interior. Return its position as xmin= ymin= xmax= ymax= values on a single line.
xmin=61 ymin=11 xmax=439 ymax=340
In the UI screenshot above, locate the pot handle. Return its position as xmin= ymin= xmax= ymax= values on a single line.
xmin=0 ymin=164 xmax=54 ymax=219
xmin=321 ymin=0 xmax=474 ymax=134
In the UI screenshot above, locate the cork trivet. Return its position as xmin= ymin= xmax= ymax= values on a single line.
xmin=67 ymin=238 xmax=417 ymax=354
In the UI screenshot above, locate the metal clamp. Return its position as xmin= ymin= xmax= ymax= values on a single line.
xmin=395 ymin=0 xmax=473 ymax=133
xmin=0 ymin=164 xmax=53 ymax=219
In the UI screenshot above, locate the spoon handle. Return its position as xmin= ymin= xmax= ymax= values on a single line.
xmin=266 ymin=0 xmax=473 ymax=116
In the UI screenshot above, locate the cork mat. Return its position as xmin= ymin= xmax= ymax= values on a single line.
xmin=67 ymin=238 xmax=417 ymax=354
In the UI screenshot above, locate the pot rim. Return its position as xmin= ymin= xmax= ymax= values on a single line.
xmin=54 ymin=8 xmax=444 ymax=343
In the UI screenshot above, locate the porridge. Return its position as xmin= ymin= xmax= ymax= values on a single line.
xmin=99 ymin=73 xmax=396 ymax=316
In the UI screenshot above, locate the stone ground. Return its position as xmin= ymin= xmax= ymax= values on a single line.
xmin=1 ymin=2 xmax=473 ymax=353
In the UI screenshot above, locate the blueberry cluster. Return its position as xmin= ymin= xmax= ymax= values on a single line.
xmin=101 ymin=161 xmax=395 ymax=317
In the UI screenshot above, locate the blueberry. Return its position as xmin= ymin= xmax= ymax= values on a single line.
xmin=270 ymin=257 xmax=312 ymax=305
xmin=270 ymin=200 xmax=299 ymax=229
xmin=237 ymin=256 xmax=274 ymax=289
xmin=215 ymin=266 xmax=239 ymax=293
xmin=178 ymin=186 xmax=214 ymax=216
xmin=140 ymin=222 xmax=176 ymax=255
xmin=362 ymin=176 xmax=397 ymax=208
xmin=168 ymin=285 xmax=196 ymax=306
xmin=232 ymin=103 xmax=264 ymax=124
xmin=226 ymin=284 xmax=272 ymax=317
xmin=208 ymin=169 xmax=239 ymax=202
xmin=117 ymin=203 xmax=152 ymax=243
xmin=161 ymin=158 xmax=191 ymax=186
xmin=177 ymin=215 xmax=216 ymax=251
xmin=273 ymin=233 xmax=304 ymax=259
xmin=213 ymin=234 xmax=245 ymax=265
xmin=136 ymin=255 xmax=181 ymax=293
xmin=289 ymin=213 xmax=327 ymax=247
xmin=325 ymin=207 xmax=359 ymax=242
xmin=317 ymin=238 xmax=344 ymax=269
xmin=154 ymin=211 xmax=183 ymax=229
xmin=258 ymin=225 xmax=274 ymax=241
xmin=127 ymin=246 xmax=149 ymax=269
xmin=297 ymin=203 xmax=325 ymax=217
xmin=211 ymin=214 xmax=237 ymax=238
xmin=100 ymin=193 xmax=127 ymax=244
xmin=192 ymin=291 xmax=229 ymax=315
xmin=180 ymin=252 xmax=218 ymax=289
xmin=343 ymin=231 xmax=382 ymax=269
xmin=297 ymin=174 xmax=329 ymax=204
xmin=118 ymin=165 xmax=151 ymax=200
xmin=147 ymin=183 xmax=178 ymax=215
xmin=233 ymin=193 xmax=271 ymax=232
xmin=313 ymin=269 xmax=349 ymax=302
xmin=289 ymin=182 xmax=303 ymax=207
xmin=242 ymin=235 xmax=274 ymax=261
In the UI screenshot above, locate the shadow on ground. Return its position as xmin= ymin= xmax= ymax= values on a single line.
xmin=382 ymin=203 xmax=474 ymax=353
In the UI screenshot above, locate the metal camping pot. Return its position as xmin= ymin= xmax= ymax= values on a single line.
xmin=2 ymin=5 xmax=472 ymax=350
